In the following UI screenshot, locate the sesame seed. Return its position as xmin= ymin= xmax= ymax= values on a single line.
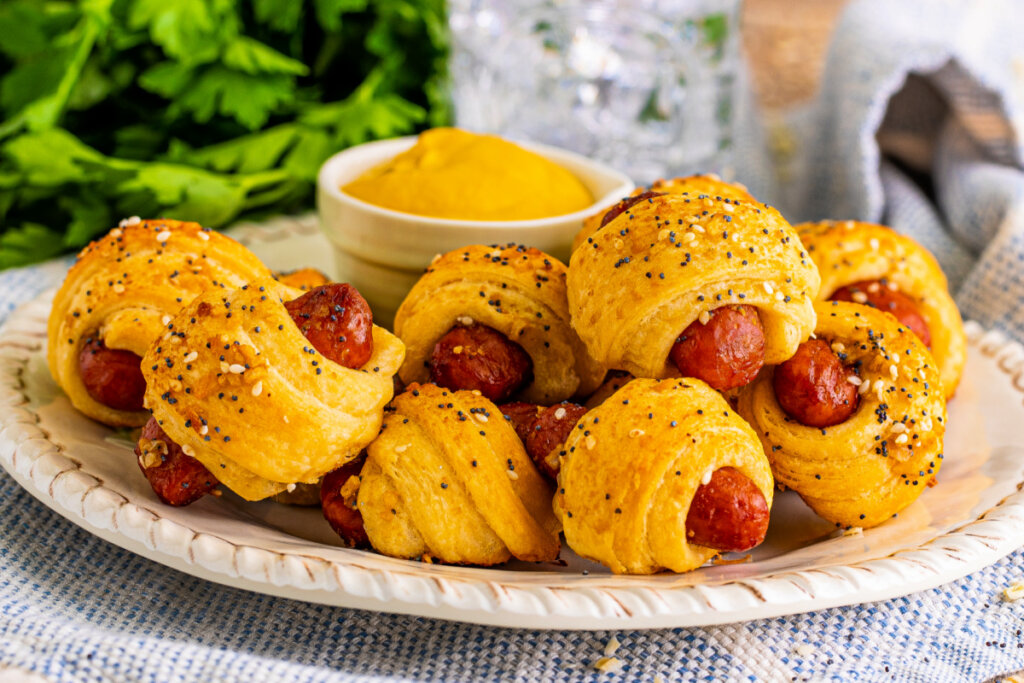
xmin=183 ymin=351 xmax=198 ymax=363
xmin=251 ymin=381 xmax=263 ymax=397
xmin=554 ymin=407 xmax=567 ymax=420
xmin=156 ymin=230 xmax=171 ymax=242
xmin=229 ymin=364 xmax=246 ymax=374
xmin=847 ymin=375 xmax=862 ymax=386
xmin=507 ymin=470 xmax=519 ymax=480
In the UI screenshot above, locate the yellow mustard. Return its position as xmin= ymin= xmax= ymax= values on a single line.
xmin=342 ymin=128 xmax=594 ymax=221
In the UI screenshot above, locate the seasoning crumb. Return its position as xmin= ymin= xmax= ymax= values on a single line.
xmin=593 ymin=657 xmax=624 ymax=674
xmin=1003 ymin=582 xmax=1024 ymax=602
xmin=793 ymin=643 xmax=815 ymax=657
xmin=603 ymin=636 xmax=621 ymax=656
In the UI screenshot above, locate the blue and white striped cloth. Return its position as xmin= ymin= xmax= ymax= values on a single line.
xmin=2 ymin=0 xmax=1024 ymax=680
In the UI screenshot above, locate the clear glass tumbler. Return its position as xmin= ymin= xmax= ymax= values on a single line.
xmin=447 ymin=0 xmax=744 ymax=184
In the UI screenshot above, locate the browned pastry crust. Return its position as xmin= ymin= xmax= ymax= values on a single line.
xmin=568 ymin=192 xmax=820 ymax=379
xmin=48 ymin=219 xmax=271 ymax=426
xmin=555 ymin=378 xmax=774 ymax=574
xmin=734 ymin=301 xmax=946 ymax=528
xmin=572 ymin=175 xmax=756 ymax=253
xmin=358 ymin=383 xmax=561 ymax=565
xmin=395 ymin=243 xmax=605 ymax=404
xmin=142 ymin=277 xmax=405 ymax=501
xmin=797 ymin=220 xmax=966 ymax=398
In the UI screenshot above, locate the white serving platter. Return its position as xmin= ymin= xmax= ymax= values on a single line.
xmin=1 ymin=218 xmax=1022 ymax=630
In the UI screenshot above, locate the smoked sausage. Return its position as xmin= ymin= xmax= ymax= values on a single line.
xmin=830 ymin=280 xmax=932 ymax=348
xmin=79 ymin=337 xmax=146 ymax=412
xmin=773 ymin=338 xmax=859 ymax=428
xmin=429 ymin=323 xmax=533 ymax=402
xmin=524 ymin=402 xmax=589 ymax=480
xmin=135 ymin=417 xmax=218 ymax=506
xmin=686 ymin=466 xmax=770 ymax=552
xmin=284 ymin=283 xmax=374 ymax=369
xmin=321 ymin=456 xmax=370 ymax=549
xmin=599 ymin=191 xmax=667 ymax=228
xmin=670 ymin=305 xmax=765 ymax=391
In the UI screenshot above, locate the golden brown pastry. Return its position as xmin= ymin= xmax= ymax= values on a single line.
xmin=555 ymin=378 xmax=774 ymax=574
xmin=394 ymin=243 xmax=604 ymax=404
xmin=797 ymin=220 xmax=965 ymax=398
xmin=734 ymin=301 xmax=946 ymax=528
xmin=48 ymin=219 xmax=271 ymax=427
xmin=567 ymin=190 xmax=820 ymax=390
xmin=141 ymin=277 xmax=405 ymax=501
xmin=275 ymin=267 xmax=331 ymax=291
xmin=572 ymin=174 xmax=756 ymax=253
xmin=358 ymin=383 xmax=561 ymax=565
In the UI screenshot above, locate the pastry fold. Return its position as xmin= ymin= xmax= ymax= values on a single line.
xmin=555 ymin=378 xmax=774 ymax=575
xmin=568 ymin=192 xmax=821 ymax=379
xmin=572 ymin=174 xmax=756 ymax=253
xmin=359 ymin=383 xmax=561 ymax=565
xmin=394 ymin=244 xmax=604 ymax=403
xmin=142 ymin=277 xmax=405 ymax=501
xmin=48 ymin=219 xmax=271 ymax=426
xmin=797 ymin=220 xmax=965 ymax=397
xmin=734 ymin=301 xmax=946 ymax=528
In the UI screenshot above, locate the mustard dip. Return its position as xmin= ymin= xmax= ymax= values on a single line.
xmin=342 ymin=128 xmax=594 ymax=221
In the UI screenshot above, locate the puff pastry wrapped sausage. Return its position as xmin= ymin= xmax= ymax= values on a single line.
xmin=797 ymin=220 xmax=965 ymax=397
xmin=555 ymin=378 xmax=774 ymax=574
xmin=48 ymin=219 xmax=271 ymax=426
xmin=394 ymin=244 xmax=604 ymax=404
xmin=358 ymin=383 xmax=561 ymax=565
xmin=141 ymin=277 xmax=405 ymax=501
xmin=573 ymin=174 xmax=756 ymax=253
xmin=568 ymin=191 xmax=820 ymax=389
xmin=734 ymin=301 xmax=946 ymax=528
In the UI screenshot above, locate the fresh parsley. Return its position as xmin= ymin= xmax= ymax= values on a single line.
xmin=0 ymin=0 xmax=448 ymax=268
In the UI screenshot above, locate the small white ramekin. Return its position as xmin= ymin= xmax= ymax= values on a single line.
xmin=316 ymin=135 xmax=634 ymax=327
